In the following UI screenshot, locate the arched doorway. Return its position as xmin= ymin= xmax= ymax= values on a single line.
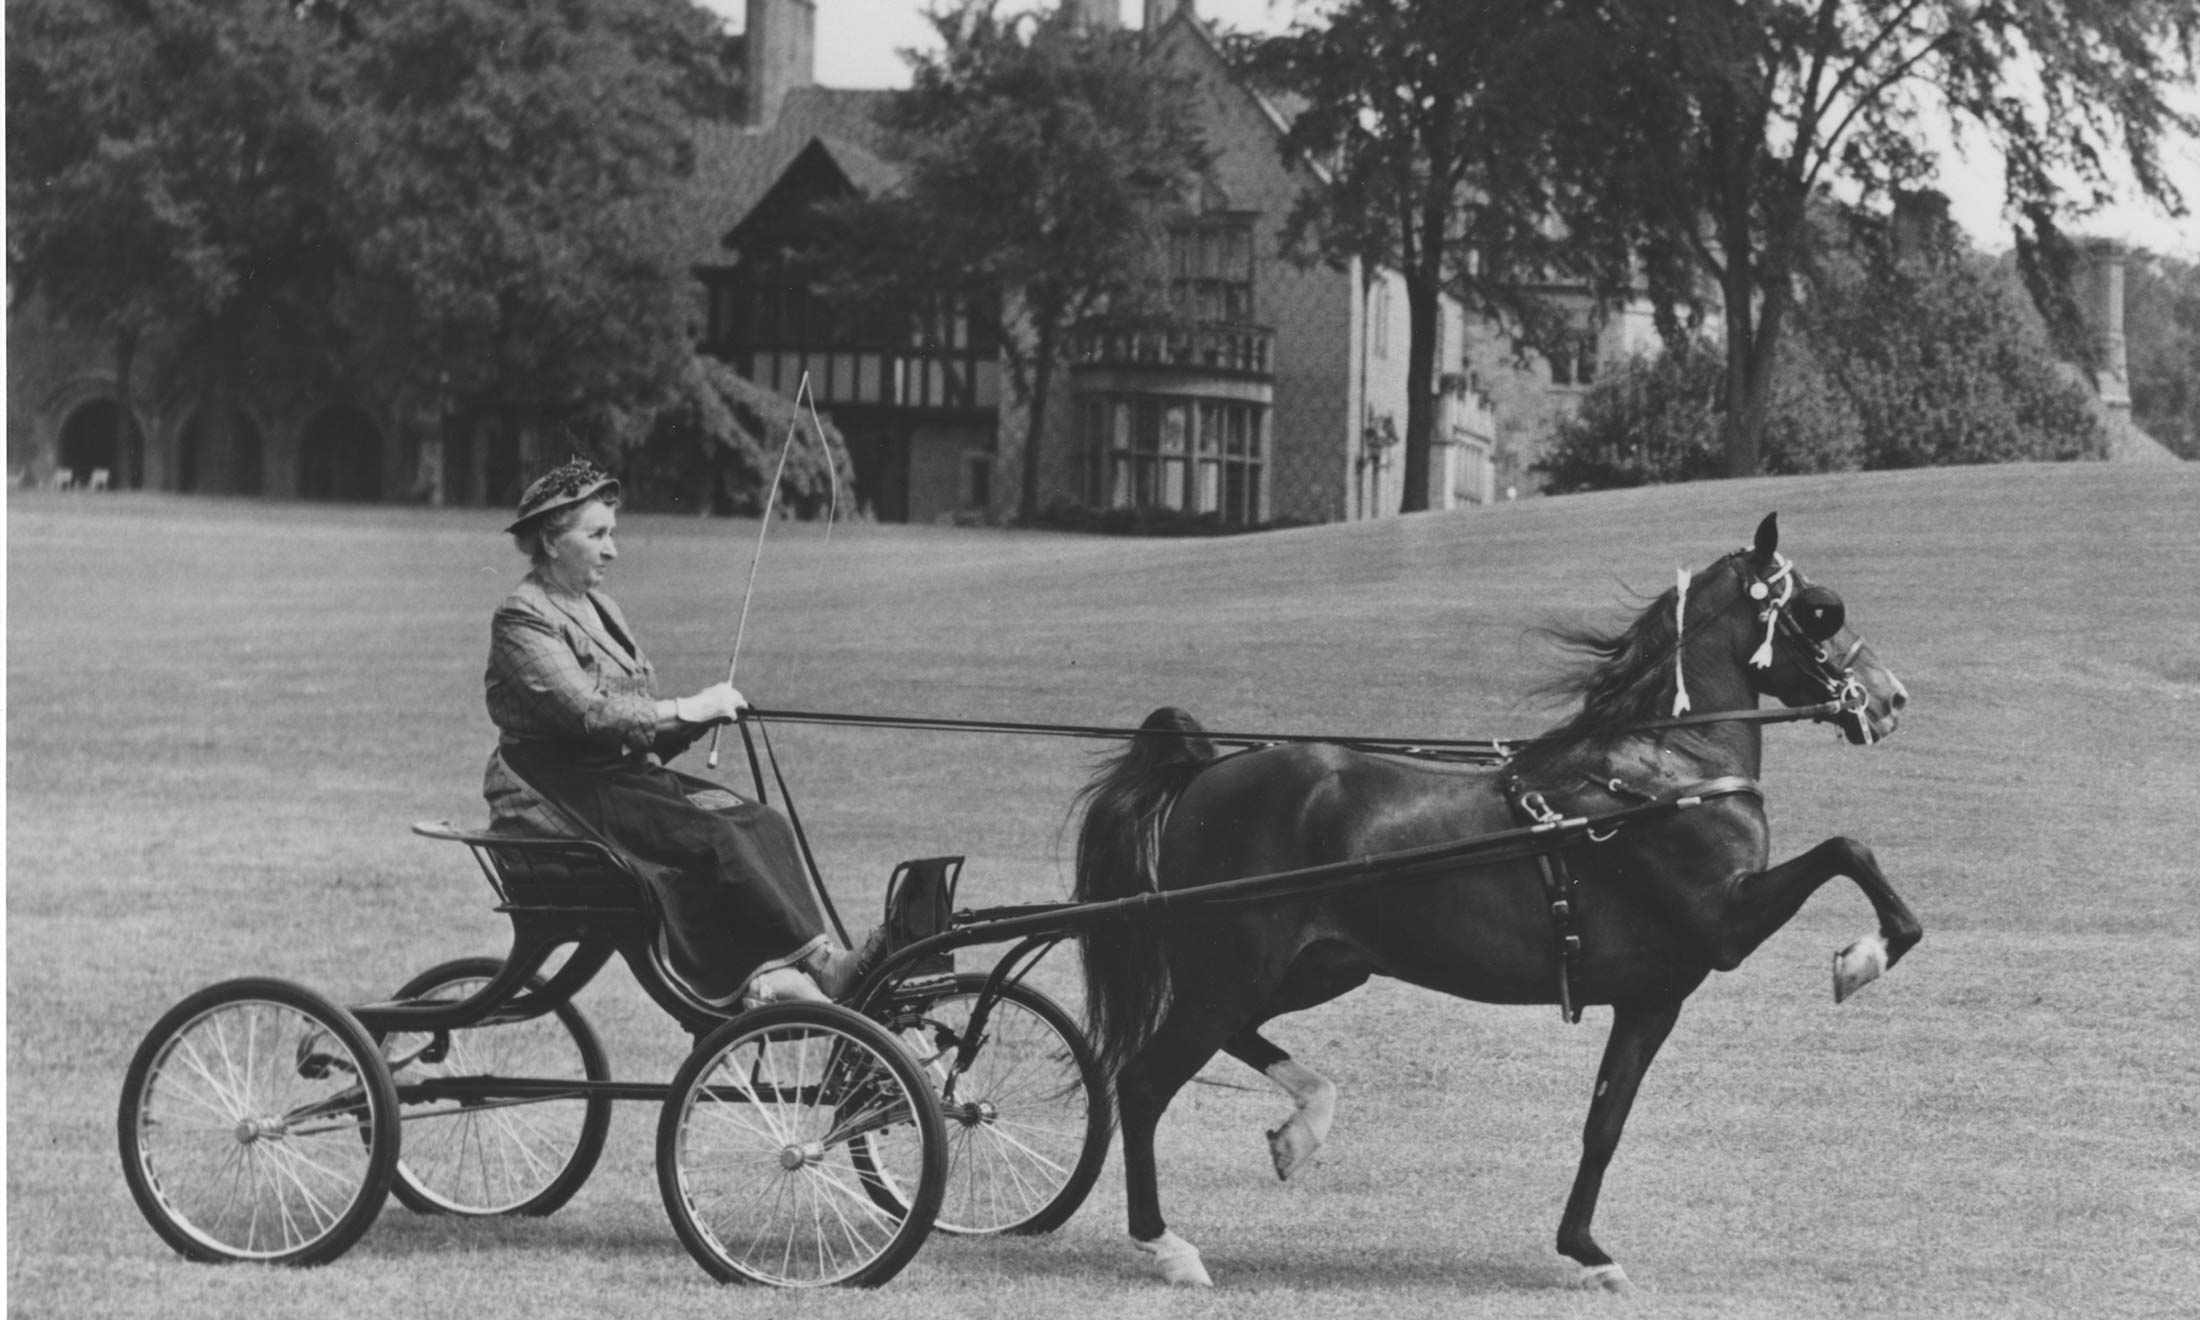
xmin=177 ymin=409 xmax=265 ymax=495
xmin=299 ymin=406 xmax=384 ymax=502
xmin=58 ymin=398 xmax=146 ymax=489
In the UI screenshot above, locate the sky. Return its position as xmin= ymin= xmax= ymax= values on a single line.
xmin=708 ymin=0 xmax=2200 ymax=257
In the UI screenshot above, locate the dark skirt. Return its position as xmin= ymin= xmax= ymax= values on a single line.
xmin=498 ymin=742 xmax=834 ymax=1005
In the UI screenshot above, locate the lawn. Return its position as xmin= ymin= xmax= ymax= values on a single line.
xmin=7 ymin=462 xmax=2197 ymax=1320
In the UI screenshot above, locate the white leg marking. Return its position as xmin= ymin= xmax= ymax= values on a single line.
xmin=1133 ymin=1229 xmax=1213 ymax=1287
xmin=1833 ymin=932 xmax=1890 ymax=1003
xmin=1263 ymin=1058 xmax=1337 ymax=1181
xmin=1580 ymin=1262 xmax=1635 ymax=1293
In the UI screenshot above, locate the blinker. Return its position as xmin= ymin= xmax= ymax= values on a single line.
xmin=1792 ymin=585 xmax=1846 ymax=641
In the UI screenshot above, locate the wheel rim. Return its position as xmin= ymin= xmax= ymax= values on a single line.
xmin=670 ymin=1020 xmax=931 ymax=1286
xmin=895 ymin=990 xmax=1097 ymax=1234
xmin=128 ymin=997 xmax=383 ymax=1260
xmin=382 ymin=975 xmax=595 ymax=1215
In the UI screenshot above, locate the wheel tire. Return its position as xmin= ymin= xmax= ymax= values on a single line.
xmin=866 ymin=974 xmax=1110 ymax=1235
xmin=381 ymin=957 xmax=611 ymax=1217
xmin=118 ymin=977 xmax=398 ymax=1265
xmin=657 ymin=1001 xmax=947 ymax=1287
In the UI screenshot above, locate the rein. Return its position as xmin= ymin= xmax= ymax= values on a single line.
xmin=735 ymin=698 xmax=1854 ymax=764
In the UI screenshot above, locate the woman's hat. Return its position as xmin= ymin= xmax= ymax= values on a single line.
xmin=505 ymin=459 xmax=620 ymax=534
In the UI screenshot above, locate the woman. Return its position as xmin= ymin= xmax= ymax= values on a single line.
xmin=483 ymin=459 xmax=871 ymax=1007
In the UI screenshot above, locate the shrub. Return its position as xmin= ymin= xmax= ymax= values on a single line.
xmin=1533 ymin=338 xmax=1859 ymax=494
xmin=1809 ymin=242 xmax=2107 ymax=467
xmin=1534 ymin=216 xmax=2110 ymax=495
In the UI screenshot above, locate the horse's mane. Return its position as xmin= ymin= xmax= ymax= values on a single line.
xmin=1508 ymin=579 xmax=1690 ymax=782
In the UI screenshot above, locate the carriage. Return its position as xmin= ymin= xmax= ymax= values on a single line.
xmin=118 ymin=514 xmax=1923 ymax=1292
xmin=115 ymin=717 xmax=1123 ymax=1287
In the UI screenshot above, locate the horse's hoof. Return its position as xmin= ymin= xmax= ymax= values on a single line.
xmin=1833 ymin=933 xmax=1889 ymax=1003
xmin=1266 ymin=1118 xmax=1320 ymax=1181
xmin=1580 ymin=1262 xmax=1634 ymax=1294
xmin=1134 ymin=1230 xmax=1214 ymax=1287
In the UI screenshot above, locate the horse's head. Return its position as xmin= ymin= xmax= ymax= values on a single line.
xmin=1731 ymin=513 xmax=1907 ymax=745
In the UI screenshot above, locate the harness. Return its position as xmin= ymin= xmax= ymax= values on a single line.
xmin=1502 ymin=773 xmax=1758 ymax=1023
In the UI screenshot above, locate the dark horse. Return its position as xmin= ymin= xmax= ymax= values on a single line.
xmin=1071 ymin=515 xmax=1922 ymax=1291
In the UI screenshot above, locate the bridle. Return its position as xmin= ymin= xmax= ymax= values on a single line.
xmin=1661 ymin=546 xmax=1874 ymax=741
xmin=1730 ymin=548 xmax=1875 ymax=740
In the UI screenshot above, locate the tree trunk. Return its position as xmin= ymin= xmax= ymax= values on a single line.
xmin=1018 ymin=318 xmax=1055 ymax=523
xmin=1720 ymin=235 xmax=1795 ymax=479
xmin=1400 ymin=276 xmax=1443 ymax=513
xmin=198 ymin=308 xmax=247 ymax=494
xmin=1720 ymin=277 xmax=1764 ymax=479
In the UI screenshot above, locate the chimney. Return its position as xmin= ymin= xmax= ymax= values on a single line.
xmin=745 ymin=0 xmax=815 ymax=129
xmin=1063 ymin=0 xmax=1122 ymax=30
xmin=1888 ymin=189 xmax=1953 ymax=263
xmin=2080 ymin=237 xmax=2132 ymax=414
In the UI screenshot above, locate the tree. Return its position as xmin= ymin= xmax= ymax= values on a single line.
xmin=1802 ymin=198 xmax=2108 ymax=467
xmin=1584 ymin=0 xmax=2198 ymax=478
xmin=1231 ymin=0 xmax=1613 ymax=512
xmin=9 ymin=0 xmax=352 ymax=493
xmin=8 ymin=0 xmax=736 ymax=494
xmin=826 ymin=2 xmax=1211 ymax=523
xmin=329 ymin=0 xmax=736 ymax=459
xmin=2125 ymin=251 xmax=2200 ymax=458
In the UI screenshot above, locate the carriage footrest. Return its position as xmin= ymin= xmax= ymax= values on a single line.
xmin=883 ymin=856 xmax=962 ymax=982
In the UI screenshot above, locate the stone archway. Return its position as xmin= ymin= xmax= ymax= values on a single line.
xmin=177 ymin=408 xmax=265 ymax=495
xmin=58 ymin=398 xmax=147 ymax=489
xmin=298 ymin=405 xmax=384 ymax=502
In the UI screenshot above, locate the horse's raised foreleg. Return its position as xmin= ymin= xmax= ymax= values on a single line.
xmin=1700 ymin=837 xmax=1924 ymax=998
xmin=1224 ymin=1029 xmax=1336 ymax=1181
xmin=1557 ymin=997 xmax=1683 ymax=1293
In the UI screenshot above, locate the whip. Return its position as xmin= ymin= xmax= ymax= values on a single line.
xmin=705 ymin=371 xmax=836 ymax=768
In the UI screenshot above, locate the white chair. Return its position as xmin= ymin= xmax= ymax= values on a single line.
xmin=88 ymin=468 xmax=111 ymax=491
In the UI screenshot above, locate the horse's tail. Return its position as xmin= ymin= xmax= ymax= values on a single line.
xmin=1071 ymin=705 xmax=1219 ymax=1082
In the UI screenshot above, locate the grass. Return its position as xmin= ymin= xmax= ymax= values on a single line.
xmin=7 ymin=462 xmax=2198 ymax=1319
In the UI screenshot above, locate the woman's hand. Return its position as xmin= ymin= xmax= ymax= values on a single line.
xmin=673 ymin=682 xmax=748 ymax=725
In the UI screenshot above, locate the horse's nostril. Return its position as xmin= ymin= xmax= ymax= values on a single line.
xmin=1891 ymin=689 xmax=1908 ymax=711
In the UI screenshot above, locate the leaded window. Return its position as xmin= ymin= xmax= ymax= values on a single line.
xmin=1080 ymin=395 xmax=1266 ymax=525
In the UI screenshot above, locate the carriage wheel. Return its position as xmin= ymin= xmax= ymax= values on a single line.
xmin=656 ymin=1001 xmax=947 ymax=1287
xmin=862 ymin=974 xmax=1110 ymax=1236
xmin=381 ymin=957 xmax=611 ymax=1217
xmin=118 ymin=978 xmax=398 ymax=1265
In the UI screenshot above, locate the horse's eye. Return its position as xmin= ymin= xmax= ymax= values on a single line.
xmin=1792 ymin=586 xmax=1845 ymax=642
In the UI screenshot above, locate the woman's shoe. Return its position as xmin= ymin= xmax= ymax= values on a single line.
xmin=740 ymin=965 xmax=830 ymax=1010
xmin=808 ymin=927 xmax=892 ymax=1000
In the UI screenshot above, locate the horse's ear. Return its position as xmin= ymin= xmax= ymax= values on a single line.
xmin=1750 ymin=513 xmax=1780 ymax=566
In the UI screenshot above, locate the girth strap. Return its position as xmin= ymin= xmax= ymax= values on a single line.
xmin=1504 ymin=779 xmax=1587 ymax=1024
xmin=1537 ymin=849 xmax=1585 ymax=1025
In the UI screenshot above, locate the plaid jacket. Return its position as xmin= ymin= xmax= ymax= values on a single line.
xmin=483 ymin=572 xmax=703 ymax=827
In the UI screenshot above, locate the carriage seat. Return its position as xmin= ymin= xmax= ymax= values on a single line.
xmin=411 ymin=820 xmax=655 ymax=915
